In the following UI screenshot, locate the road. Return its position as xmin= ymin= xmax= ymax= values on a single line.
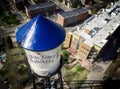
xmin=1 ymin=20 xmax=29 ymax=34
xmin=0 ymin=11 xmax=29 ymax=35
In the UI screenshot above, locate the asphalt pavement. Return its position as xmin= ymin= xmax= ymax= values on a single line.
xmin=0 ymin=11 xmax=29 ymax=34
xmin=87 ymin=61 xmax=112 ymax=80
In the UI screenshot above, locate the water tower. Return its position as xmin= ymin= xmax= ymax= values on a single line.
xmin=16 ymin=15 xmax=66 ymax=89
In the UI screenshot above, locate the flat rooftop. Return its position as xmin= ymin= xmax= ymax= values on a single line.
xmin=70 ymin=1 xmax=120 ymax=48
xmin=59 ymin=7 xmax=88 ymax=19
xmin=26 ymin=1 xmax=56 ymax=10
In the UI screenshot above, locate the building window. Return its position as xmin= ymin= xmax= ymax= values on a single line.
xmin=70 ymin=38 xmax=79 ymax=51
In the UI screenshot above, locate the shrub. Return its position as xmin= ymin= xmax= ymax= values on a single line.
xmin=61 ymin=50 xmax=69 ymax=63
xmin=75 ymin=64 xmax=83 ymax=71
xmin=62 ymin=49 xmax=69 ymax=56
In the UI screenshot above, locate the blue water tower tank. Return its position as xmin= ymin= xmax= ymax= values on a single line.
xmin=16 ymin=15 xmax=66 ymax=76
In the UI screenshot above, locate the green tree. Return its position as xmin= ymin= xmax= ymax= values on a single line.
xmin=75 ymin=64 xmax=83 ymax=71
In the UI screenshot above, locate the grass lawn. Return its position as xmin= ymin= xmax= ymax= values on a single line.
xmin=8 ymin=48 xmax=24 ymax=55
xmin=62 ymin=64 xmax=89 ymax=88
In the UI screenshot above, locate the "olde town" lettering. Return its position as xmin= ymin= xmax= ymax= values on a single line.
xmin=27 ymin=52 xmax=60 ymax=64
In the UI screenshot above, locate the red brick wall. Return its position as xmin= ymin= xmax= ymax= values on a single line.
xmin=57 ymin=11 xmax=88 ymax=27
xmin=77 ymin=12 xmax=88 ymax=22
xmin=57 ymin=14 xmax=65 ymax=26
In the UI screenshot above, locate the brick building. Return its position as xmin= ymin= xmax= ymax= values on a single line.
xmin=25 ymin=1 xmax=56 ymax=18
xmin=64 ymin=4 xmax=120 ymax=68
xmin=57 ymin=7 xmax=88 ymax=27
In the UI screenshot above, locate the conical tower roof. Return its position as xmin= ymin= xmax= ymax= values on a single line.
xmin=16 ymin=15 xmax=66 ymax=51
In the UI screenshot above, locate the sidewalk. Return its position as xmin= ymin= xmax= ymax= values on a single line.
xmin=80 ymin=61 xmax=112 ymax=89
xmin=86 ymin=61 xmax=112 ymax=80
